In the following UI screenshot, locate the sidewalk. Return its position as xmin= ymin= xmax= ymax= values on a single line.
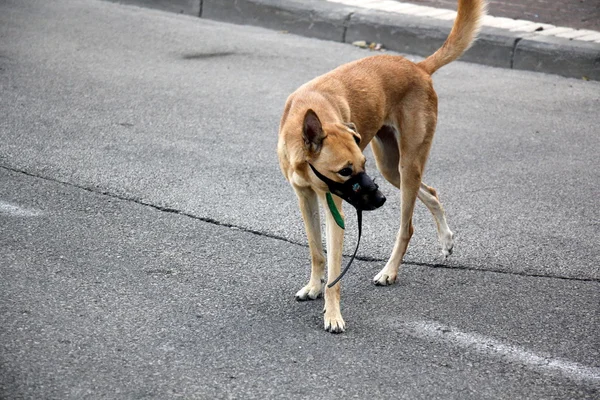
xmin=110 ymin=0 xmax=600 ymax=80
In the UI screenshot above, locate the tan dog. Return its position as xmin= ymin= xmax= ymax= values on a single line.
xmin=278 ymin=0 xmax=486 ymax=333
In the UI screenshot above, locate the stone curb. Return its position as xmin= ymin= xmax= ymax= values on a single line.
xmin=107 ymin=0 xmax=600 ymax=80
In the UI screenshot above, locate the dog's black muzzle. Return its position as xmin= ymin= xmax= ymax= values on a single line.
xmin=309 ymin=164 xmax=386 ymax=211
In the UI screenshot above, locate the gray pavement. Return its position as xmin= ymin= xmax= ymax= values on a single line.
xmin=2 ymin=164 xmax=599 ymax=399
xmin=1 ymin=0 xmax=599 ymax=398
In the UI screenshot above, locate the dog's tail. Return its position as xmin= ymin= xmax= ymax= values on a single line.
xmin=417 ymin=0 xmax=486 ymax=75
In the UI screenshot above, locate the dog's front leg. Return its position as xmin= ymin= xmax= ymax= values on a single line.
xmin=293 ymin=186 xmax=325 ymax=301
xmin=320 ymin=192 xmax=346 ymax=333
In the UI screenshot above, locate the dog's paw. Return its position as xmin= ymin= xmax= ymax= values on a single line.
xmin=295 ymin=282 xmax=323 ymax=301
xmin=373 ymin=267 xmax=397 ymax=286
xmin=440 ymin=231 xmax=455 ymax=258
xmin=324 ymin=311 xmax=346 ymax=333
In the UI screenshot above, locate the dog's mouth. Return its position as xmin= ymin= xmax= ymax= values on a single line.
xmin=309 ymin=164 xmax=386 ymax=211
xmin=355 ymin=190 xmax=386 ymax=210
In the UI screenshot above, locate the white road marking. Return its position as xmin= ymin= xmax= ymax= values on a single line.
xmin=577 ymin=32 xmax=600 ymax=42
xmin=508 ymin=21 xmax=551 ymax=33
xmin=556 ymin=29 xmax=600 ymax=40
xmin=402 ymin=320 xmax=600 ymax=384
xmin=0 ymin=200 xmax=43 ymax=217
xmin=326 ymin=0 xmax=600 ymax=43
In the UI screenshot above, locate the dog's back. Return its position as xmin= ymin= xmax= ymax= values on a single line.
xmin=280 ymin=0 xmax=486 ymax=152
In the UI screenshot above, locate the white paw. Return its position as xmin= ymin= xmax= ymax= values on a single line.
xmin=373 ymin=267 xmax=398 ymax=286
xmin=295 ymin=281 xmax=323 ymax=301
xmin=440 ymin=231 xmax=455 ymax=258
xmin=324 ymin=311 xmax=346 ymax=333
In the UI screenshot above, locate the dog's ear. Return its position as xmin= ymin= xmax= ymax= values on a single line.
xmin=344 ymin=122 xmax=361 ymax=146
xmin=303 ymin=109 xmax=325 ymax=152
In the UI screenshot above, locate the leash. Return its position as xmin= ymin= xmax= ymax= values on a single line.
xmin=325 ymin=192 xmax=362 ymax=288
xmin=309 ymin=163 xmax=385 ymax=288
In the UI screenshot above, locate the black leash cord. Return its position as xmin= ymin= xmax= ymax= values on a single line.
xmin=327 ymin=209 xmax=362 ymax=288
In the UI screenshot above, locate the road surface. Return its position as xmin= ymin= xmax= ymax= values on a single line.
xmin=1 ymin=0 xmax=598 ymax=398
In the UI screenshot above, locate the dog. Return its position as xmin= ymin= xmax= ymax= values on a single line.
xmin=277 ymin=0 xmax=486 ymax=333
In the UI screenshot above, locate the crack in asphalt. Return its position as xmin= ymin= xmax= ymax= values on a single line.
xmin=341 ymin=12 xmax=355 ymax=43
xmin=510 ymin=37 xmax=523 ymax=69
xmin=2 ymin=165 xmax=599 ymax=284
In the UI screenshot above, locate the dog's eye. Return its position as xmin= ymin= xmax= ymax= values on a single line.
xmin=338 ymin=167 xmax=353 ymax=177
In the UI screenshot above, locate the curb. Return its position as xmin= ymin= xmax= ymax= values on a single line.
xmin=109 ymin=0 xmax=600 ymax=81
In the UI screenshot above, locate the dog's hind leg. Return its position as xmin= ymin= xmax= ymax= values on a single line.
xmin=371 ymin=125 xmax=401 ymax=186
xmin=293 ymin=186 xmax=326 ymax=301
xmin=372 ymin=126 xmax=454 ymax=258
xmin=418 ymin=183 xmax=454 ymax=257
xmin=374 ymin=97 xmax=437 ymax=286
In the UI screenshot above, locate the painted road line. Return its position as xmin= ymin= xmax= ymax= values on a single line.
xmin=537 ymin=27 xmax=577 ymax=36
xmin=0 ymin=200 xmax=43 ymax=217
xmin=508 ymin=21 xmax=553 ymax=33
xmin=326 ymin=0 xmax=600 ymax=43
xmin=556 ymin=29 xmax=600 ymax=40
xmin=577 ymin=32 xmax=600 ymax=42
xmin=402 ymin=320 xmax=600 ymax=384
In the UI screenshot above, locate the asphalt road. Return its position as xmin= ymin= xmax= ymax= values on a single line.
xmin=1 ymin=0 xmax=599 ymax=398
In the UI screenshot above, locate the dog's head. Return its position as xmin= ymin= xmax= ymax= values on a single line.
xmin=303 ymin=109 xmax=386 ymax=211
